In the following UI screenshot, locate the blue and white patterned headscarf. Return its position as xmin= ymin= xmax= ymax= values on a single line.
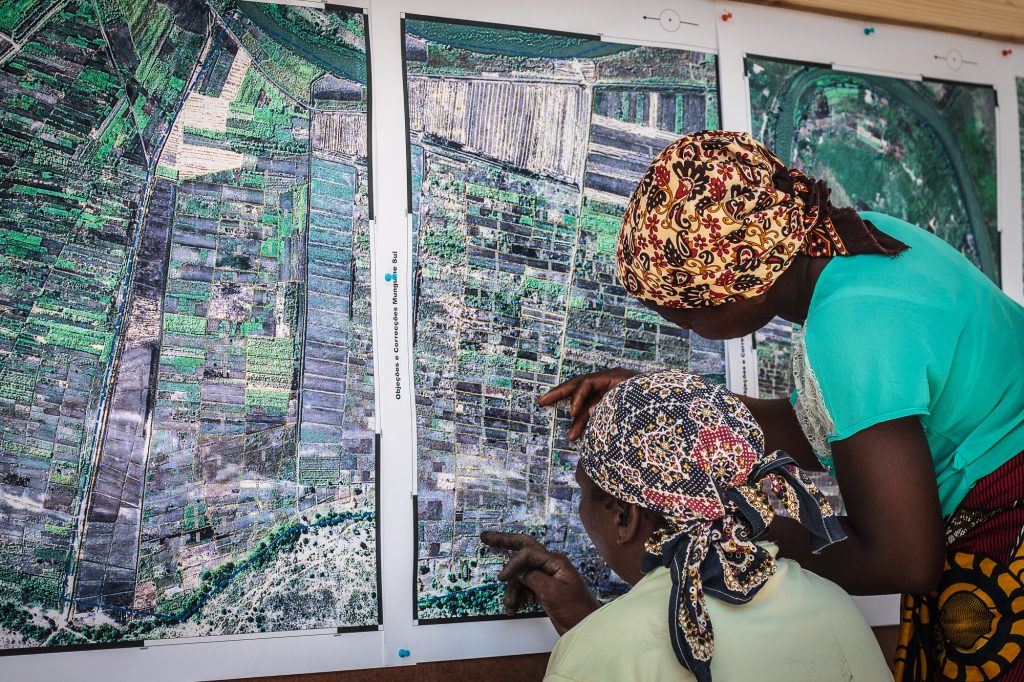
xmin=577 ymin=370 xmax=845 ymax=682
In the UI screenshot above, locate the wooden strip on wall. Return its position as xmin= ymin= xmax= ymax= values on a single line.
xmin=735 ymin=0 xmax=1024 ymax=43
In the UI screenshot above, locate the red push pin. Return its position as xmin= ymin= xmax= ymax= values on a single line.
xmin=1003 ymin=48 xmax=1014 ymax=57
xmin=721 ymin=11 xmax=733 ymax=21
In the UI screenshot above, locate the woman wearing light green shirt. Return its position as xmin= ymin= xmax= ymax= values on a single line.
xmin=540 ymin=132 xmax=1024 ymax=681
xmin=485 ymin=370 xmax=891 ymax=681
xmin=544 ymin=545 xmax=884 ymax=681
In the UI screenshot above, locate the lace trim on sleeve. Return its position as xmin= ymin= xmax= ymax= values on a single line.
xmin=791 ymin=328 xmax=837 ymax=476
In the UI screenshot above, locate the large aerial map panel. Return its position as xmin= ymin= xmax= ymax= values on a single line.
xmin=0 ymin=0 xmax=377 ymax=652
xmin=747 ymin=57 xmax=999 ymax=512
xmin=406 ymin=17 xmax=724 ymax=621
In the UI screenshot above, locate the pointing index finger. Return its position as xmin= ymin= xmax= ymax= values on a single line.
xmin=538 ymin=378 xmax=581 ymax=407
xmin=480 ymin=531 xmax=543 ymax=552
xmin=498 ymin=546 xmax=561 ymax=582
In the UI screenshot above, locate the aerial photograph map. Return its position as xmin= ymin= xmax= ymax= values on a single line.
xmin=406 ymin=17 xmax=725 ymax=620
xmin=747 ymin=56 xmax=999 ymax=511
xmin=0 ymin=0 xmax=378 ymax=651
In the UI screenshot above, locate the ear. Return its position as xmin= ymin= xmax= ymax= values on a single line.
xmin=614 ymin=502 xmax=644 ymax=546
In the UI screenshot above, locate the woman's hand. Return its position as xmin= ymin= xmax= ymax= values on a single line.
xmin=539 ymin=368 xmax=639 ymax=441
xmin=480 ymin=531 xmax=601 ymax=634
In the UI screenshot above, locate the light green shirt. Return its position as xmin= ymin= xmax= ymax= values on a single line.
xmin=544 ymin=545 xmax=891 ymax=682
xmin=794 ymin=211 xmax=1024 ymax=516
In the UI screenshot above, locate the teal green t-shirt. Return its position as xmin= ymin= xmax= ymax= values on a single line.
xmin=793 ymin=211 xmax=1024 ymax=516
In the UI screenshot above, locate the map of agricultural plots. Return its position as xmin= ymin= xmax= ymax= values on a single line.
xmin=747 ymin=57 xmax=999 ymax=512
xmin=406 ymin=17 xmax=725 ymax=620
xmin=0 ymin=0 xmax=377 ymax=651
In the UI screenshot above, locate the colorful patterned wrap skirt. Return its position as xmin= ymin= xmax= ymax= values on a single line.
xmin=895 ymin=451 xmax=1024 ymax=681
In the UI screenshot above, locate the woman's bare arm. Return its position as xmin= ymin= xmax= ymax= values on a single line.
xmin=738 ymin=395 xmax=822 ymax=471
xmin=769 ymin=416 xmax=945 ymax=595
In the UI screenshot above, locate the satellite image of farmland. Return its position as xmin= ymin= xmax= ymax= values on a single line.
xmin=747 ymin=57 xmax=999 ymax=512
xmin=0 ymin=0 xmax=377 ymax=650
xmin=749 ymin=56 xmax=999 ymax=283
xmin=406 ymin=17 xmax=725 ymax=620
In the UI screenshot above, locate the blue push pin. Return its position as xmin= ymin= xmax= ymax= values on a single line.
xmin=385 ymin=273 xmax=396 ymax=282
xmin=398 ymin=649 xmax=411 ymax=658
xmin=863 ymin=26 xmax=875 ymax=35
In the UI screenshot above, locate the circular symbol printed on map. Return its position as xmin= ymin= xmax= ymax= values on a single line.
xmin=944 ymin=49 xmax=964 ymax=70
xmin=659 ymin=8 xmax=682 ymax=32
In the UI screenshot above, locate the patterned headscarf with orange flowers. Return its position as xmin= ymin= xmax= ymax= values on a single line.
xmin=578 ymin=370 xmax=846 ymax=682
xmin=616 ymin=131 xmax=908 ymax=309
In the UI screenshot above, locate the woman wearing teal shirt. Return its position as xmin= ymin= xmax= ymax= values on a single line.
xmin=534 ymin=131 xmax=1024 ymax=681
